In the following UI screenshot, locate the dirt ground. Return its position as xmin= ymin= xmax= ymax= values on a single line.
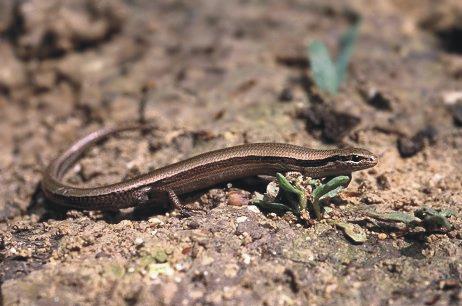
xmin=1 ymin=0 xmax=462 ymax=305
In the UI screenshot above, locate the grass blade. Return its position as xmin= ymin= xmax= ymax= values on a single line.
xmin=335 ymin=20 xmax=361 ymax=85
xmin=308 ymin=41 xmax=338 ymax=94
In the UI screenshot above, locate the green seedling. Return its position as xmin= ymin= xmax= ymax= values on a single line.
xmin=415 ymin=207 xmax=454 ymax=231
xmin=277 ymin=173 xmax=307 ymax=212
xmin=252 ymin=173 xmax=350 ymax=220
xmin=252 ymin=192 xmax=297 ymax=214
xmin=308 ymin=20 xmax=361 ymax=95
xmin=366 ymin=211 xmax=421 ymax=226
xmin=312 ymin=175 xmax=350 ymax=219
xmin=367 ymin=207 xmax=454 ymax=232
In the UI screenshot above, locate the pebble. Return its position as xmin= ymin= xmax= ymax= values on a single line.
xmin=442 ymin=91 xmax=462 ymax=105
xmin=119 ymin=220 xmax=132 ymax=227
xmin=236 ymin=216 xmax=248 ymax=223
xmin=134 ymin=237 xmax=144 ymax=246
xmin=228 ymin=191 xmax=249 ymax=206
xmin=241 ymin=253 xmax=251 ymax=265
xmin=246 ymin=205 xmax=261 ymax=214
xmin=148 ymin=217 xmax=164 ymax=226
xmin=278 ymin=88 xmax=294 ymax=102
xmin=378 ymin=233 xmax=387 ymax=240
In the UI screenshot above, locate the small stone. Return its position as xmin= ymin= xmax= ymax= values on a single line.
xmin=365 ymin=89 xmax=393 ymax=110
xmin=246 ymin=205 xmax=261 ymax=214
xmin=376 ymin=174 xmax=391 ymax=190
xmin=190 ymin=290 xmax=204 ymax=299
xmin=119 ymin=220 xmax=132 ymax=227
xmin=266 ymin=181 xmax=280 ymax=199
xmin=175 ymin=263 xmax=186 ymax=271
xmin=429 ymin=173 xmax=444 ymax=186
xmin=397 ymin=136 xmax=424 ymax=158
xmin=186 ymin=220 xmax=200 ymax=229
xmin=201 ymin=256 xmax=214 ymax=265
xmin=377 ymin=233 xmax=387 ymax=240
xmin=397 ymin=126 xmax=438 ymax=158
xmin=278 ymin=88 xmax=294 ymax=102
xmin=361 ymin=195 xmax=382 ymax=205
xmin=134 ymin=237 xmax=144 ymax=246
xmin=224 ymin=264 xmax=239 ymax=278
xmin=227 ymin=191 xmax=249 ymax=206
xmin=241 ymin=253 xmax=251 ymax=265
xmin=148 ymin=217 xmax=164 ymax=227
xmin=236 ymin=216 xmax=248 ymax=223
xmin=297 ymin=104 xmax=360 ymax=142
xmin=442 ymin=91 xmax=462 ymax=105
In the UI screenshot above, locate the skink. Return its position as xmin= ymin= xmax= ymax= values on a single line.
xmin=41 ymin=124 xmax=378 ymax=210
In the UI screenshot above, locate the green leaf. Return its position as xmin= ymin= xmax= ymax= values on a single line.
xmin=421 ymin=216 xmax=452 ymax=231
xmin=277 ymin=173 xmax=302 ymax=195
xmin=335 ymin=20 xmax=361 ymax=85
xmin=276 ymin=173 xmax=307 ymax=212
xmin=367 ymin=211 xmax=420 ymax=225
xmin=319 ymin=186 xmax=344 ymax=201
xmin=308 ymin=41 xmax=338 ymax=94
xmin=439 ymin=209 xmax=456 ymax=218
xmin=313 ymin=176 xmax=350 ymax=201
xmin=415 ymin=207 xmax=453 ymax=230
xmin=254 ymin=201 xmax=295 ymax=214
xmin=252 ymin=175 xmax=305 ymax=215
xmin=311 ymin=175 xmax=349 ymax=220
xmin=308 ymin=21 xmax=361 ymax=95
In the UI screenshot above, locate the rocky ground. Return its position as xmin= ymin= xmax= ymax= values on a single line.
xmin=0 ymin=0 xmax=461 ymax=305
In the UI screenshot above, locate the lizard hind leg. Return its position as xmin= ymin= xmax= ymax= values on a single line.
xmin=149 ymin=188 xmax=191 ymax=217
xmin=166 ymin=189 xmax=192 ymax=217
xmin=167 ymin=189 xmax=181 ymax=209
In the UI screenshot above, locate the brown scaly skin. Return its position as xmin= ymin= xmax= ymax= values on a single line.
xmin=42 ymin=124 xmax=378 ymax=210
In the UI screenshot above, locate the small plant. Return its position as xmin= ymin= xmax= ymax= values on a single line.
xmin=252 ymin=173 xmax=350 ymax=220
xmin=367 ymin=207 xmax=454 ymax=232
xmin=308 ymin=20 xmax=361 ymax=95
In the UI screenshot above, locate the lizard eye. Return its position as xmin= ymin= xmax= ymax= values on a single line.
xmin=351 ymin=155 xmax=361 ymax=162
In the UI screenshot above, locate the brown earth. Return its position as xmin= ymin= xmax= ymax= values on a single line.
xmin=1 ymin=0 xmax=461 ymax=305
